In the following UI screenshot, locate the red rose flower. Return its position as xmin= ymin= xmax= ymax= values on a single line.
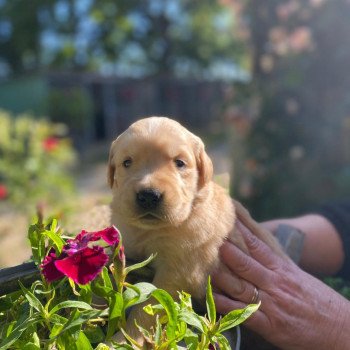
xmin=0 ymin=184 xmax=8 ymax=200
xmin=41 ymin=248 xmax=65 ymax=282
xmin=43 ymin=137 xmax=60 ymax=152
xmin=40 ymin=226 xmax=120 ymax=285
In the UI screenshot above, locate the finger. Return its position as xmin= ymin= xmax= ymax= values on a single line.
xmin=236 ymin=220 xmax=286 ymax=271
xmin=211 ymin=270 xmax=262 ymax=305
xmin=213 ymin=292 xmax=269 ymax=331
xmin=220 ymin=240 xmax=274 ymax=289
xmin=235 ymin=201 xmax=287 ymax=259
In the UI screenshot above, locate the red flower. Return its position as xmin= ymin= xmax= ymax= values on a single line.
xmin=55 ymin=246 xmax=109 ymax=285
xmin=41 ymin=248 xmax=65 ymax=282
xmin=43 ymin=137 xmax=59 ymax=152
xmin=40 ymin=226 xmax=120 ymax=285
xmin=0 ymin=184 xmax=7 ymax=200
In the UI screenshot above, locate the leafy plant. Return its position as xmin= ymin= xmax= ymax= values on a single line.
xmin=0 ymin=217 xmax=259 ymax=349
xmin=0 ymin=110 xmax=76 ymax=211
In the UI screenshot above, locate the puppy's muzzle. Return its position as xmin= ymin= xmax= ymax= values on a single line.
xmin=136 ymin=188 xmax=163 ymax=210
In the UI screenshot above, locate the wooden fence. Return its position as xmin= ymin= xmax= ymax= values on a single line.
xmin=48 ymin=73 xmax=232 ymax=142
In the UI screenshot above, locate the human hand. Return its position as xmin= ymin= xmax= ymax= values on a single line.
xmin=212 ymin=220 xmax=350 ymax=350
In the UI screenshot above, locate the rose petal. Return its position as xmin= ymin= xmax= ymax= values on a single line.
xmin=40 ymin=248 xmax=65 ymax=283
xmin=63 ymin=230 xmax=94 ymax=255
xmin=66 ymin=227 xmax=120 ymax=255
xmin=75 ymin=230 xmax=93 ymax=243
xmin=55 ymin=246 xmax=109 ymax=285
xmin=94 ymin=226 xmax=120 ymax=246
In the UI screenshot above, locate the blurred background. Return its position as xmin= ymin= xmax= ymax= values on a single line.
xmin=0 ymin=0 xmax=350 ymax=267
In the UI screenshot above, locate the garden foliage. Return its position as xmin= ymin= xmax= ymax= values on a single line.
xmin=0 ymin=217 xmax=259 ymax=349
xmin=0 ymin=110 xmax=76 ymax=211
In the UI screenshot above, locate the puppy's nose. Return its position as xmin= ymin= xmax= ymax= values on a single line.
xmin=136 ymin=189 xmax=163 ymax=210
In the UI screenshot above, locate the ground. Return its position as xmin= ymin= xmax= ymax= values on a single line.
xmin=0 ymin=141 xmax=232 ymax=268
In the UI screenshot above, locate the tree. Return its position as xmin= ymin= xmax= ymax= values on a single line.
xmin=0 ymin=0 xmax=245 ymax=78
xmin=88 ymin=0 xmax=246 ymax=77
xmin=0 ymin=0 xmax=54 ymax=74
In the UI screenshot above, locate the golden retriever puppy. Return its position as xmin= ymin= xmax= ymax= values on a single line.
xmin=107 ymin=116 xmax=283 ymax=341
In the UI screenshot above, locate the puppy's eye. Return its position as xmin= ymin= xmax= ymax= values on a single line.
xmin=174 ymin=159 xmax=186 ymax=168
xmin=122 ymin=158 xmax=132 ymax=168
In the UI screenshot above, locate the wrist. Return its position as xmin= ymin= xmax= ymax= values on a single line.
xmin=315 ymin=287 xmax=350 ymax=350
xmin=333 ymin=298 xmax=350 ymax=350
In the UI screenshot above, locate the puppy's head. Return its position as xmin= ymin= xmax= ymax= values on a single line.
xmin=108 ymin=116 xmax=213 ymax=229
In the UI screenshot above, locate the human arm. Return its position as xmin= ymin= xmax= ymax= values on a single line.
xmin=261 ymin=214 xmax=345 ymax=276
xmin=261 ymin=199 xmax=350 ymax=277
xmin=212 ymin=220 xmax=350 ymax=350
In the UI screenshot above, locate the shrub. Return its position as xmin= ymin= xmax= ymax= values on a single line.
xmin=0 ymin=110 xmax=76 ymax=211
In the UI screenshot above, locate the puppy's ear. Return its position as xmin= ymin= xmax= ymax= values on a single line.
xmin=107 ymin=140 xmax=117 ymax=188
xmin=194 ymin=137 xmax=213 ymax=189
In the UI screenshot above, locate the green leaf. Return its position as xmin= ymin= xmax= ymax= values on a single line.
xmin=49 ymin=300 xmax=93 ymax=316
xmin=143 ymin=303 xmax=164 ymax=317
xmin=31 ymin=332 xmax=40 ymax=347
xmin=120 ymin=328 xmax=144 ymax=348
xmin=22 ymin=343 xmax=40 ymax=350
xmin=79 ymin=284 xmax=93 ymax=304
xmin=206 ymin=276 xmax=216 ymax=324
xmin=101 ymin=266 xmax=113 ymax=290
xmin=50 ymin=218 xmax=58 ymax=233
xmin=58 ymin=331 xmax=80 ymax=350
xmin=28 ymin=221 xmax=47 ymax=265
xmin=50 ymin=324 xmax=64 ymax=339
xmin=178 ymin=291 xmax=193 ymax=309
xmin=178 ymin=309 xmax=204 ymax=333
xmin=69 ymin=278 xmax=80 ymax=296
xmin=19 ymin=281 xmax=46 ymax=317
xmin=54 ymin=309 xmax=105 ymax=339
xmin=84 ymin=325 xmax=105 ymax=344
xmin=44 ymin=229 xmax=65 ymax=253
xmin=28 ymin=223 xmax=41 ymax=264
xmin=76 ymin=331 xmax=93 ymax=350
xmin=183 ymin=329 xmax=199 ymax=350
xmin=106 ymin=292 xmax=124 ymax=340
xmin=154 ymin=315 xmax=162 ymax=345
xmin=30 ymin=280 xmax=52 ymax=295
xmin=124 ymin=254 xmax=156 ymax=275
xmin=136 ymin=282 xmax=158 ymax=298
xmin=176 ymin=320 xmax=188 ymax=342
xmin=216 ymin=333 xmax=232 ymax=350
xmin=0 ymin=315 xmax=39 ymax=350
xmin=91 ymin=267 xmax=113 ymax=298
xmin=122 ymin=284 xmax=140 ymax=309
xmin=123 ymin=282 xmax=157 ymax=310
xmin=0 ymin=297 xmax=14 ymax=312
xmin=151 ymin=289 xmax=177 ymax=341
xmin=143 ymin=303 xmax=155 ymax=316
xmin=218 ymin=303 xmax=260 ymax=333
xmin=50 ymin=313 xmax=68 ymax=326
xmin=110 ymin=292 xmax=124 ymax=319
xmin=3 ymin=321 xmax=16 ymax=338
